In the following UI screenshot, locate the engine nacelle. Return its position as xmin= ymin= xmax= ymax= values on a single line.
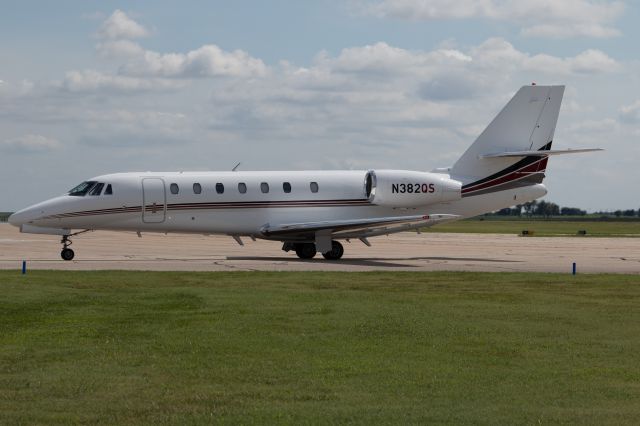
xmin=365 ymin=170 xmax=461 ymax=208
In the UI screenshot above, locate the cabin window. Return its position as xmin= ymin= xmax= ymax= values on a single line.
xmin=104 ymin=184 xmax=113 ymax=195
xmin=283 ymin=182 xmax=291 ymax=193
xmin=310 ymin=182 xmax=319 ymax=193
xmin=193 ymin=183 xmax=202 ymax=194
xmin=68 ymin=181 xmax=96 ymax=197
xmin=260 ymin=182 xmax=269 ymax=193
xmin=89 ymin=182 xmax=105 ymax=196
xmin=216 ymin=183 xmax=224 ymax=194
xmin=170 ymin=183 xmax=179 ymax=194
xmin=238 ymin=182 xmax=247 ymax=194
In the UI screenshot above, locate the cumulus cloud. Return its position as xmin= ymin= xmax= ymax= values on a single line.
xmin=91 ymin=11 xmax=267 ymax=80
xmin=60 ymin=69 xmax=184 ymax=92
xmin=277 ymin=39 xmax=618 ymax=102
xmin=361 ymin=0 xmax=624 ymax=38
xmin=570 ymin=49 xmax=620 ymax=73
xmin=98 ymin=9 xmax=149 ymax=39
xmin=1 ymin=134 xmax=61 ymax=152
xmin=117 ymin=43 xmax=268 ymax=78
xmin=312 ymin=42 xmax=471 ymax=76
xmin=619 ymin=100 xmax=640 ymax=123
xmin=469 ymin=38 xmax=620 ymax=75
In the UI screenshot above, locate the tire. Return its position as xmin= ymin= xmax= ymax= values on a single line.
xmin=61 ymin=248 xmax=75 ymax=261
xmin=322 ymin=241 xmax=344 ymax=260
xmin=295 ymin=243 xmax=317 ymax=259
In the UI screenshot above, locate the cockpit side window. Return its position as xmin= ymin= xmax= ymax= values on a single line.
xmin=89 ymin=182 xmax=105 ymax=196
xmin=68 ymin=181 xmax=97 ymax=196
xmin=104 ymin=184 xmax=113 ymax=195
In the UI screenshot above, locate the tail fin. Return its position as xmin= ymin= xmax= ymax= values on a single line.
xmin=451 ymin=85 xmax=564 ymax=196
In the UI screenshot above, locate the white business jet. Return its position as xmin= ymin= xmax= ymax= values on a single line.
xmin=9 ymin=85 xmax=600 ymax=261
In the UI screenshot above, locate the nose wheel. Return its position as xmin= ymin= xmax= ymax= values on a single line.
xmin=60 ymin=235 xmax=75 ymax=261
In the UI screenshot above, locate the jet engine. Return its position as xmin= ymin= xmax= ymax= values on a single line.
xmin=365 ymin=170 xmax=461 ymax=208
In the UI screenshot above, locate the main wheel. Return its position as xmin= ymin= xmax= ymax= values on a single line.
xmin=295 ymin=243 xmax=317 ymax=259
xmin=322 ymin=241 xmax=344 ymax=260
xmin=61 ymin=248 xmax=75 ymax=261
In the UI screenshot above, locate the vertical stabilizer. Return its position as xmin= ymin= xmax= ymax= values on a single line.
xmin=451 ymin=85 xmax=564 ymax=187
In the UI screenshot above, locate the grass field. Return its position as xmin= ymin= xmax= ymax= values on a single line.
xmin=2 ymin=271 xmax=640 ymax=424
xmin=427 ymin=219 xmax=640 ymax=236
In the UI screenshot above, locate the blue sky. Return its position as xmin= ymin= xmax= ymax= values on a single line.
xmin=1 ymin=1 xmax=638 ymax=211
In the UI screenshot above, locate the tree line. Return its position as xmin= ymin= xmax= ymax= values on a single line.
xmin=492 ymin=200 xmax=640 ymax=218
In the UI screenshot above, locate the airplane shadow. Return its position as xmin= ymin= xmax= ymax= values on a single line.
xmin=226 ymin=255 xmax=522 ymax=268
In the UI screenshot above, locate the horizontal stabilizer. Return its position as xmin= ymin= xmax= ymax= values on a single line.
xmin=479 ymin=148 xmax=603 ymax=159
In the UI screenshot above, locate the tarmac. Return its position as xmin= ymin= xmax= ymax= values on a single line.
xmin=0 ymin=223 xmax=638 ymax=273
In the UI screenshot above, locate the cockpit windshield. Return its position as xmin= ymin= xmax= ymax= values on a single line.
xmin=89 ymin=182 xmax=104 ymax=196
xmin=68 ymin=181 xmax=97 ymax=196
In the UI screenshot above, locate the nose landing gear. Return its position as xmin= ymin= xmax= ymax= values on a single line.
xmin=57 ymin=229 xmax=91 ymax=261
xmin=60 ymin=235 xmax=74 ymax=261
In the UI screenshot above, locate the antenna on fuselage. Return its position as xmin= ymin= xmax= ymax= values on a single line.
xmin=232 ymin=162 xmax=241 ymax=172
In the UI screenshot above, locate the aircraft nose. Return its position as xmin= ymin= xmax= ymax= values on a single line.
xmin=8 ymin=212 xmax=22 ymax=227
xmin=8 ymin=208 xmax=35 ymax=228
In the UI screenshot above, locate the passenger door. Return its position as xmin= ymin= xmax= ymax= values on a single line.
xmin=142 ymin=178 xmax=166 ymax=223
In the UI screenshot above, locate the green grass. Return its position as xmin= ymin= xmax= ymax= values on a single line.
xmin=2 ymin=271 xmax=640 ymax=424
xmin=428 ymin=219 xmax=640 ymax=236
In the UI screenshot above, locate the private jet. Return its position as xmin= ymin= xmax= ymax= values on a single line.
xmin=9 ymin=85 xmax=600 ymax=261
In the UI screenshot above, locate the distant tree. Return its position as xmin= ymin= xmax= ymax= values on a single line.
xmin=614 ymin=210 xmax=622 ymax=217
xmin=513 ymin=204 xmax=523 ymax=216
xmin=535 ymin=201 xmax=560 ymax=218
xmin=623 ymin=209 xmax=636 ymax=217
xmin=561 ymin=207 xmax=587 ymax=216
xmin=523 ymin=200 xmax=537 ymax=217
xmin=534 ymin=200 xmax=547 ymax=216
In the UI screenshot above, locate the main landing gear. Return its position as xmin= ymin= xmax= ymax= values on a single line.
xmin=322 ymin=241 xmax=344 ymax=260
xmin=60 ymin=235 xmax=74 ymax=261
xmin=283 ymin=241 xmax=344 ymax=260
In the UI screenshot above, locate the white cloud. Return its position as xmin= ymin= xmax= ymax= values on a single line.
xmin=470 ymin=38 xmax=620 ymax=75
xmin=311 ymin=42 xmax=471 ymax=76
xmin=119 ymin=43 xmax=268 ymax=78
xmin=1 ymin=134 xmax=61 ymax=152
xmin=567 ymin=118 xmax=618 ymax=133
xmin=97 ymin=39 xmax=145 ymax=58
xmin=61 ymin=70 xmax=184 ymax=92
xmin=619 ymin=100 xmax=640 ymax=123
xmin=98 ymin=9 xmax=149 ymax=39
xmin=0 ymin=79 xmax=36 ymax=98
xmin=570 ymin=49 xmax=621 ymax=73
xmin=362 ymin=0 xmax=625 ymax=38
xmin=93 ymin=11 xmax=266 ymax=79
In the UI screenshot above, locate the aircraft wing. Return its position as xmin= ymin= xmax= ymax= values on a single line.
xmin=260 ymin=214 xmax=460 ymax=240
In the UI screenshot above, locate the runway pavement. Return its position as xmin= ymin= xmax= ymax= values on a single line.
xmin=0 ymin=224 xmax=638 ymax=273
